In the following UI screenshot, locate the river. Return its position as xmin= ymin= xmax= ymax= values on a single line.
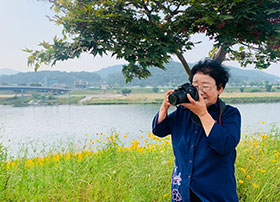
xmin=0 ymin=103 xmax=279 ymax=157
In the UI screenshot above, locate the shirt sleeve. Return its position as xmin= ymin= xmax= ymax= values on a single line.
xmin=206 ymin=106 xmax=241 ymax=156
xmin=152 ymin=108 xmax=177 ymax=138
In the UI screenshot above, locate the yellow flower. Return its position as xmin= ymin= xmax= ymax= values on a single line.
xmin=239 ymin=180 xmax=244 ymax=184
xmin=272 ymin=160 xmax=278 ymax=163
xmin=245 ymin=149 xmax=250 ymax=153
xmin=11 ymin=161 xmax=16 ymax=167
xmin=261 ymin=134 xmax=267 ymax=139
xmin=240 ymin=168 xmax=246 ymax=173
xmin=261 ymin=121 xmax=266 ymax=124
xmin=260 ymin=148 xmax=264 ymax=156
xmin=163 ymin=194 xmax=168 ymax=198
xmin=25 ymin=159 xmax=34 ymax=168
xmin=257 ymin=169 xmax=266 ymax=173
xmin=249 ymin=155 xmax=254 ymax=159
xmin=123 ymin=135 xmax=127 ymax=138
xmin=253 ymin=142 xmax=258 ymax=148
xmin=246 ymin=175 xmax=251 ymax=179
xmin=65 ymin=153 xmax=71 ymax=160
xmin=6 ymin=163 xmax=10 ymax=170
xmin=253 ymin=184 xmax=259 ymax=188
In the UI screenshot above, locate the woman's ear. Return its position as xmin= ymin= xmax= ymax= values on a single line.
xmin=218 ymin=86 xmax=224 ymax=96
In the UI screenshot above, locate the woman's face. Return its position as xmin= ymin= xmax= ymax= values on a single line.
xmin=192 ymin=72 xmax=223 ymax=107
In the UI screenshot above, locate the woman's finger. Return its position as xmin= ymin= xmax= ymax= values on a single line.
xmin=187 ymin=93 xmax=196 ymax=104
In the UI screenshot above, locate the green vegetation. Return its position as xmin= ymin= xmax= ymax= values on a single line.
xmin=0 ymin=94 xmax=85 ymax=107
xmin=1 ymin=62 xmax=279 ymax=88
xmin=0 ymin=96 xmax=32 ymax=107
xmin=222 ymin=97 xmax=280 ymax=104
xmin=236 ymin=125 xmax=280 ymax=201
xmin=27 ymin=1 xmax=280 ymax=81
xmin=1 ymin=125 xmax=279 ymax=201
xmin=1 ymin=88 xmax=280 ymax=106
xmin=121 ymin=89 xmax=132 ymax=96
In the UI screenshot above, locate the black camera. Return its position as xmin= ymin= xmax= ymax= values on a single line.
xmin=168 ymin=83 xmax=199 ymax=105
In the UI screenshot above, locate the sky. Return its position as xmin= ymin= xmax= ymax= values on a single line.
xmin=1 ymin=0 xmax=280 ymax=77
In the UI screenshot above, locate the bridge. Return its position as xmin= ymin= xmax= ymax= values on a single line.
xmin=0 ymin=86 xmax=71 ymax=106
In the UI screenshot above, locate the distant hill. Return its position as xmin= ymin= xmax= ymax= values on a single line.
xmin=96 ymin=61 xmax=280 ymax=87
xmin=96 ymin=65 xmax=123 ymax=78
xmin=0 ymin=71 xmax=102 ymax=87
xmin=228 ymin=66 xmax=280 ymax=83
xmin=0 ymin=68 xmax=20 ymax=76
xmin=1 ymin=61 xmax=279 ymax=87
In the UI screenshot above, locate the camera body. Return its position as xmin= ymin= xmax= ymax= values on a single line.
xmin=168 ymin=83 xmax=199 ymax=105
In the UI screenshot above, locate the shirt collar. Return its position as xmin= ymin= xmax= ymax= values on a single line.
xmin=207 ymin=98 xmax=220 ymax=111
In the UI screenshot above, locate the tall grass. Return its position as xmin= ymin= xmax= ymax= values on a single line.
xmin=0 ymin=126 xmax=280 ymax=201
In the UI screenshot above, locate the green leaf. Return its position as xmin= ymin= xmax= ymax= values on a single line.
xmin=25 ymin=0 xmax=280 ymax=80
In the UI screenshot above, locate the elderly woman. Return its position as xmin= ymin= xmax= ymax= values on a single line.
xmin=152 ymin=60 xmax=241 ymax=202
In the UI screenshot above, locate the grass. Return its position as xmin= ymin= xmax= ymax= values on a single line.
xmin=1 ymin=124 xmax=280 ymax=201
xmin=1 ymin=89 xmax=280 ymax=106
xmin=83 ymin=91 xmax=280 ymax=105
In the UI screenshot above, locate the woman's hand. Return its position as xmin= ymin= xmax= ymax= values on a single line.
xmin=157 ymin=90 xmax=175 ymax=124
xmin=160 ymin=89 xmax=175 ymax=111
xmin=181 ymin=93 xmax=216 ymax=136
xmin=180 ymin=92 xmax=208 ymax=118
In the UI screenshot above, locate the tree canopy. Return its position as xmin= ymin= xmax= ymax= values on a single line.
xmin=26 ymin=0 xmax=280 ymax=82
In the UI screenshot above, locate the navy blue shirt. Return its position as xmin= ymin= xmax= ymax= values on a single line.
xmin=152 ymin=100 xmax=241 ymax=202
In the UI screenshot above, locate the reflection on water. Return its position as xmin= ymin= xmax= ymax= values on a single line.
xmin=0 ymin=103 xmax=279 ymax=156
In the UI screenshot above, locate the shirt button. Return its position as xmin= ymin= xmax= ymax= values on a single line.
xmin=189 ymin=160 xmax=192 ymax=163
xmin=188 ymin=175 xmax=191 ymax=179
xmin=194 ymin=131 xmax=198 ymax=134
xmin=191 ymin=145 xmax=194 ymax=148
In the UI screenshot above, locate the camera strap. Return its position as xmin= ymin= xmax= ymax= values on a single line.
xmin=191 ymin=98 xmax=226 ymax=127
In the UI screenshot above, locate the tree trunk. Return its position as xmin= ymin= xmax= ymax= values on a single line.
xmin=212 ymin=46 xmax=227 ymax=64
xmin=175 ymin=51 xmax=192 ymax=78
xmin=176 ymin=45 xmax=227 ymax=78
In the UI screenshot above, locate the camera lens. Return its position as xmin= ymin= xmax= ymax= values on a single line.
xmin=168 ymin=94 xmax=178 ymax=105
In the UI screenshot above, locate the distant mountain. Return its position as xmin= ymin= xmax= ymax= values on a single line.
xmin=0 ymin=71 xmax=102 ymax=87
xmin=0 ymin=62 xmax=279 ymax=87
xmin=228 ymin=66 xmax=280 ymax=83
xmin=97 ymin=61 xmax=280 ymax=87
xmin=0 ymin=68 xmax=20 ymax=76
xmin=95 ymin=65 xmax=123 ymax=78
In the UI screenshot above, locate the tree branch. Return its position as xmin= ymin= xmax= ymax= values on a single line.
xmin=212 ymin=46 xmax=227 ymax=64
xmin=175 ymin=51 xmax=192 ymax=77
xmin=170 ymin=4 xmax=182 ymax=16
xmin=140 ymin=1 xmax=155 ymax=23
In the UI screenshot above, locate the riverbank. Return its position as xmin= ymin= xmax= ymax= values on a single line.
xmin=1 ymin=127 xmax=279 ymax=201
xmin=0 ymin=89 xmax=280 ymax=106
xmin=82 ymin=91 xmax=280 ymax=105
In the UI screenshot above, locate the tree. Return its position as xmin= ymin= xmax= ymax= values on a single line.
xmin=152 ymin=87 xmax=159 ymax=93
xmin=26 ymin=0 xmax=280 ymax=82
xmin=121 ymin=88 xmax=132 ymax=95
xmin=265 ymin=81 xmax=273 ymax=92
